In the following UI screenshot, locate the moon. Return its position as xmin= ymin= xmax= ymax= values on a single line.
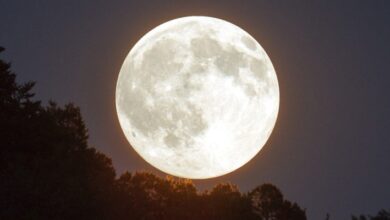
xmin=116 ymin=16 xmax=279 ymax=179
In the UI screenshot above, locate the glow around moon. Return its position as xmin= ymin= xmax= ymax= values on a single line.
xmin=116 ymin=16 xmax=279 ymax=179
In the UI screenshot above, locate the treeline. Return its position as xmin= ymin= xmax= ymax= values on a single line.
xmin=352 ymin=210 xmax=390 ymax=220
xmin=0 ymin=47 xmax=306 ymax=219
xmin=0 ymin=47 xmax=387 ymax=219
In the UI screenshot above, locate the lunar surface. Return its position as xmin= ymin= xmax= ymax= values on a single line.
xmin=116 ymin=16 xmax=279 ymax=179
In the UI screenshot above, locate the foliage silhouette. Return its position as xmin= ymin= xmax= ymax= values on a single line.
xmin=249 ymin=184 xmax=306 ymax=220
xmin=0 ymin=46 xmax=310 ymax=219
xmin=352 ymin=209 xmax=390 ymax=220
xmin=0 ymin=47 xmax=116 ymax=219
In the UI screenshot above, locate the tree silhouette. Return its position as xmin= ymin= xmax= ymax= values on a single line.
xmin=249 ymin=184 xmax=306 ymax=220
xmin=0 ymin=47 xmax=116 ymax=219
xmin=352 ymin=209 xmax=390 ymax=220
xmin=202 ymin=183 xmax=258 ymax=220
xmin=1 ymin=46 xmax=310 ymax=219
xmin=115 ymin=172 xmax=202 ymax=220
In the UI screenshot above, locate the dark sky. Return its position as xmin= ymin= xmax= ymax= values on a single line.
xmin=1 ymin=0 xmax=390 ymax=219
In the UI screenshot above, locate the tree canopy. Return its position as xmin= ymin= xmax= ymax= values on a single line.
xmin=352 ymin=209 xmax=390 ymax=220
xmin=4 ymin=46 xmax=384 ymax=219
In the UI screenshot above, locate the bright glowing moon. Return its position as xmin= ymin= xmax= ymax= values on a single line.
xmin=116 ymin=16 xmax=279 ymax=179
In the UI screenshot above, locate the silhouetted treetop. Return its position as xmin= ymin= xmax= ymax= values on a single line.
xmin=0 ymin=47 xmax=116 ymax=219
xmin=0 ymin=46 xmax=309 ymax=219
xmin=249 ymin=184 xmax=306 ymax=220
xmin=352 ymin=209 xmax=390 ymax=220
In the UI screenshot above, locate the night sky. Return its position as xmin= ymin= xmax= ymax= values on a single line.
xmin=1 ymin=1 xmax=390 ymax=219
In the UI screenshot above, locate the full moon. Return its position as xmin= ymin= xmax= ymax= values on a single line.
xmin=116 ymin=16 xmax=279 ymax=179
